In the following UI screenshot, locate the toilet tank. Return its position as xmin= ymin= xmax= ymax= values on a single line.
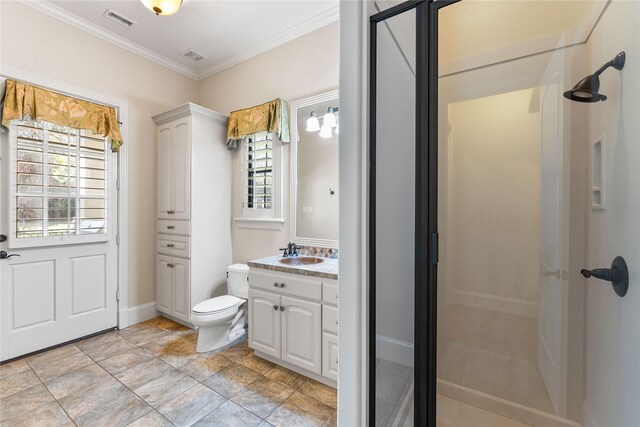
xmin=227 ymin=264 xmax=249 ymax=299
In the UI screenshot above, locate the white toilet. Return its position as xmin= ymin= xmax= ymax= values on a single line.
xmin=191 ymin=264 xmax=249 ymax=353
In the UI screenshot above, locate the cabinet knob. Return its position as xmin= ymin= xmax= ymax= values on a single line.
xmin=167 ymin=225 xmax=175 ymax=230
xmin=167 ymin=263 xmax=174 ymax=268
xmin=273 ymin=282 xmax=279 ymax=288
xmin=280 ymin=306 xmax=285 ymax=312
xmin=273 ymin=305 xmax=279 ymax=310
xmin=167 ymin=244 xmax=175 ymax=248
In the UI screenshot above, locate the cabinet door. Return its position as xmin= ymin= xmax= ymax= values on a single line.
xmin=248 ymin=289 xmax=281 ymax=358
xmin=322 ymin=332 xmax=338 ymax=381
xmin=171 ymin=119 xmax=191 ymax=220
xmin=281 ymin=296 xmax=321 ymax=374
xmin=172 ymin=258 xmax=191 ymax=322
xmin=157 ymin=126 xmax=173 ymax=219
xmin=156 ymin=255 xmax=172 ymax=314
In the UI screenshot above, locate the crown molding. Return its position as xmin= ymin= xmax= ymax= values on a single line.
xmin=196 ymin=6 xmax=340 ymax=80
xmin=152 ymin=102 xmax=227 ymax=125
xmin=16 ymin=0 xmax=199 ymax=80
xmin=16 ymin=0 xmax=339 ymax=82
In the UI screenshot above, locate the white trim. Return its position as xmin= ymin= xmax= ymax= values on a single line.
xmin=376 ymin=335 xmax=414 ymax=369
xmin=233 ymin=217 xmax=284 ymax=230
xmin=255 ymin=350 xmax=337 ymax=389
xmin=119 ymin=302 xmax=158 ymax=328
xmin=289 ymin=89 xmax=340 ymax=250
xmin=338 ymin=1 xmax=368 ymax=426
xmin=0 ymin=65 xmax=130 ymax=333
xmin=15 ymin=0 xmax=198 ymax=80
xmin=447 ymin=288 xmax=538 ymax=319
xmin=197 ymin=7 xmax=340 ymax=80
xmin=15 ymin=1 xmax=339 ymax=82
xmin=152 ymin=103 xmax=227 ymax=126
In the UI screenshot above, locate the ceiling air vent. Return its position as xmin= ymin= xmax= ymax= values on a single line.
xmin=182 ymin=49 xmax=206 ymax=63
xmin=103 ymin=9 xmax=137 ymax=29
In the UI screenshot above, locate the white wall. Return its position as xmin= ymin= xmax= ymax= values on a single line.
xmin=583 ymin=2 xmax=640 ymax=426
xmin=0 ymin=1 xmax=200 ymax=308
xmin=446 ymin=89 xmax=541 ymax=316
xmin=197 ymin=22 xmax=340 ymax=264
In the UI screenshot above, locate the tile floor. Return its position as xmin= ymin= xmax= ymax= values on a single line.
xmin=0 ymin=317 xmax=336 ymax=427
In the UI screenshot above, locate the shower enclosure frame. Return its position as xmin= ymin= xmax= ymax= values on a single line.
xmin=369 ymin=1 xmax=459 ymax=426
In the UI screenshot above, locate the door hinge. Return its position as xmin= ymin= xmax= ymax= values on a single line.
xmin=432 ymin=232 xmax=439 ymax=265
xmin=116 ymin=289 xmax=120 ymax=301
xmin=116 ymin=234 xmax=120 ymax=245
xmin=116 ymin=178 xmax=120 ymax=190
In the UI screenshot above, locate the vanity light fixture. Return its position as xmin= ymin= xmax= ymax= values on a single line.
xmin=306 ymin=112 xmax=321 ymax=132
xmin=140 ymin=0 xmax=183 ymax=16
xmin=319 ymin=122 xmax=333 ymax=139
xmin=323 ymin=107 xmax=337 ymax=128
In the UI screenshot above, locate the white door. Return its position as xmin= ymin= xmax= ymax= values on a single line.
xmin=156 ymin=254 xmax=172 ymax=314
xmin=157 ymin=118 xmax=190 ymax=221
xmin=281 ymin=296 xmax=321 ymax=374
xmin=172 ymin=257 xmax=190 ymax=322
xmin=538 ymin=70 xmax=568 ymax=416
xmin=0 ymin=120 xmax=118 ymax=361
xmin=248 ymin=289 xmax=281 ymax=358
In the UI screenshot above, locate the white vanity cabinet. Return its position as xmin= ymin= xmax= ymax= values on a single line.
xmin=248 ymin=267 xmax=337 ymax=386
xmin=153 ymin=103 xmax=232 ymax=324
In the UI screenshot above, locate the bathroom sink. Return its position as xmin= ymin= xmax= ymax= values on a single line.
xmin=279 ymin=257 xmax=325 ymax=266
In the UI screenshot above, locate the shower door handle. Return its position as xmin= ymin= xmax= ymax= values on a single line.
xmin=581 ymin=256 xmax=629 ymax=297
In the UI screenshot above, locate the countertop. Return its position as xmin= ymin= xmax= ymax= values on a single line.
xmin=247 ymin=255 xmax=339 ymax=280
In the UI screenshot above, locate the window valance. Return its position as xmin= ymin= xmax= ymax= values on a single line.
xmin=226 ymin=98 xmax=290 ymax=149
xmin=1 ymin=79 xmax=123 ymax=152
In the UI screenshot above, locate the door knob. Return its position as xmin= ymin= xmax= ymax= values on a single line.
xmin=0 ymin=251 xmax=20 ymax=260
xmin=581 ymin=256 xmax=629 ymax=297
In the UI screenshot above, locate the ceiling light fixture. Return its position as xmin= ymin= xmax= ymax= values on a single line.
xmin=140 ymin=0 xmax=183 ymax=16
xmin=306 ymin=112 xmax=320 ymax=132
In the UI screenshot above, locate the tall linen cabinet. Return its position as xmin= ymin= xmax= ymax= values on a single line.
xmin=152 ymin=103 xmax=232 ymax=324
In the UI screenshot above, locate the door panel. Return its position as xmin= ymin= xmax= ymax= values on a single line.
xmin=156 ymin=255 xmax=172 ymax=314
xmin=157 ymin=126 xmax=173 ymax=219
xmin=172 ymin=258 xmax=190 ymax=322
xmin=322 ymin=332 xmax=339 ymax=381
xmin=71 ymin=254 xmax=106 ymax=315
xmin=172 ymin=120 xmax=191 ymax=220
xmin=281 ymin=296 xmax=321 ymax=374
xmin=248 ymin=289 xmax=281 ymax=358
xmin=10 ymin=259 xmax=56 ymax=329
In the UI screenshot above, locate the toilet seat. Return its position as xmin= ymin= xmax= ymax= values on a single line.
xmin=192 ymin=295 xmax=244 ymax=314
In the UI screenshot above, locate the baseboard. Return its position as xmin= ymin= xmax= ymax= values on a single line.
xmin=438 ymin=379 xmax=581 ymax=427
xmin=582 ymin=402 xmax=599 ymax=427
xmin=119 ymin=302 xmax=158 ymax=329
xmin=376 ymin=335 xmax=414 ymax=368
xmin=448 ymin=288 xmax=538 ymax=318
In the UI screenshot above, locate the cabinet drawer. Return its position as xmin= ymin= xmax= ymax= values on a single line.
xmin=322 ymin=332 xmax=338 ymax=381
xmin=322 ymin=305 xmax=338 ymax=334
xmin=157 ymin=220 xmax=190 ymax=236
xmin=157 ymin=235 xmax=190 ymax=258
xmin=249 ymin=270 xmax=321 ymax=301
xmin=322 ymin=283 xmax=338 ymax=306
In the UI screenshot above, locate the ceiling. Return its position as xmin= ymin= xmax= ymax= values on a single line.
xmin=29 ymin=0 xmax=338 ymax=80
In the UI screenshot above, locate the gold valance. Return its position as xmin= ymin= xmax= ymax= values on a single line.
xmin=1 ymin=80 xmax=124 ymax=152
xmin=226 ymin=98 xmax=290 ymax=149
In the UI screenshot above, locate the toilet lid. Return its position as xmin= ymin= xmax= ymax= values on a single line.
xmin=193 ymin=295 xmax=243 ymax=314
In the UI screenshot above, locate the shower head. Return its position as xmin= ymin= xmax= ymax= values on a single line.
xmin=563 ymin=51 xmax=626 ymax=103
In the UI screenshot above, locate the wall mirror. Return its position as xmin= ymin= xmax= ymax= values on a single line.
xmin=290 ymin=90 xmax=339 ymax=248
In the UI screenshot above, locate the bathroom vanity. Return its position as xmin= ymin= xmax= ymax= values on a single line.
xmin=247 ymin=255 xmax=338 ymax=387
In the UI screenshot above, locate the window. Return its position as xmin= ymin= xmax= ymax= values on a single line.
xmin=9 ymin=120 xmax=111 ymax=246
xmin=236 ymin=132 xmax=284 ymax=229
